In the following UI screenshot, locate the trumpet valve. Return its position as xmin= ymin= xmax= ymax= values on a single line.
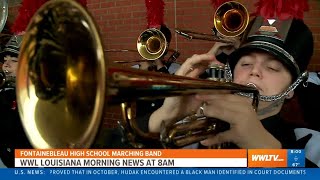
xmin=207 ymin=65 xmax=226 ymax=82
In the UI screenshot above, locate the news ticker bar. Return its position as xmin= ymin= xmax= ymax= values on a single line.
xmin=14 ymin=149 xmax=305 ymax=168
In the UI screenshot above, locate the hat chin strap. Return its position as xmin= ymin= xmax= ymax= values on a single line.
xmin=236 ymin=71 xmax=309 ymax=102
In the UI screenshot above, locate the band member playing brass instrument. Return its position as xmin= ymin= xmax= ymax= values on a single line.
xmin=0 ymin=34 xmax=34 ymax=168
xmin=141 ymin=14 xmax=318 ymax=166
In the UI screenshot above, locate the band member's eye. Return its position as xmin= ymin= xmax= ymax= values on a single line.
xmin=267 ymin=66 xmax=279 ymax=72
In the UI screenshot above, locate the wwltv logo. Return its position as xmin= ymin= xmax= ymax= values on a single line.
xmin=248 ymin=149 xmax=287 ymax=167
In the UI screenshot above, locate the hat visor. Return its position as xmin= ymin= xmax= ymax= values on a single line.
xmin=0 ymin=49 xmax=19 ymax=63
xmin=229 ymin=43 xmax=300 ymax=79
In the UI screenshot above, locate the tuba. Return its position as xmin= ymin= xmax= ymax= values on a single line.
xmin=176 ymin=1 xmax=249 ymax=43
xmin=16 ymin=0 xmax=259 ymax=149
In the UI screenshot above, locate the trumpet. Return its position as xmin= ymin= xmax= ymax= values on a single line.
xmin=176 ymin=1 xmax=249 ymax=43
xmin=137 ymin=28 xmax=167 ymax=60
xmin=0 ymin=71 xmax=5 ymax=88
xmin=16 ymin=0 xmax=259 ymax=149
xmin=111 ymin=28 xmax=180 ymax=63
xmin=107 ymin=28 xmax=180 ymax=66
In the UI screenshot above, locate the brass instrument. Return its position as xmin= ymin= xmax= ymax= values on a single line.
xmin=137 ymin=28 xmax=167 ymax=60
xmin=16 ymin=0 xmax=259 ymax=149
xmin=0 ymin=71 xmax=16 ymax=88
xmin=160 ymin=64 xmax=233 ymax=148
xmin=0 ymin=70 xmax=5 ymax=87
xmin=104 ymin=49 xmax=150 ymax=64
xmin=176 ymin=1 xmax=249 ymax=43
xmin=106 ymin=28 xmax=180 ymax=65
xmin=108 ymin=49 xmax=180 ymax=65
xmin=104 ymin=49 xmax=137 ymax=53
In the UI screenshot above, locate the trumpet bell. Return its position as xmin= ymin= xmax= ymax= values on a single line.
xmin=175 ymin=1 xmax=249 ymax=43
xmin=137 ymin=28 xmax=167 ymax=60
xmin=16 ymin=0 xmax=106 ymax=148
xmin=214 ymin=1 xmax=249 ymax=37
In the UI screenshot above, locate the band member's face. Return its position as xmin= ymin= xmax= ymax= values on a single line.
xmin=3 ymin=55 xmax=18 ymax=77
xmin=233 ymin=52 xmax=292 ymax=96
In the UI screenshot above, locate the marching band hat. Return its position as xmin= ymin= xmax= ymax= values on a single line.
xmin=229 ymin=16 xmax=314 ymax=80
xmin=0 ymin=35 xmax=23 ymax=61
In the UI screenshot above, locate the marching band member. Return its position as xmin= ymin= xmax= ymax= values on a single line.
xmin=145 ymin=1 xmax=318 ymax=167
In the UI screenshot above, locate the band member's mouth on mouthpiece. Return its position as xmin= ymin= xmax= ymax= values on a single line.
xmin=247 ymin=82 xmax=257 ymax=89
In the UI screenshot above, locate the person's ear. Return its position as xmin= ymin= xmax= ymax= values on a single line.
xmin=285 ymin=91 xmax=294 ymax=99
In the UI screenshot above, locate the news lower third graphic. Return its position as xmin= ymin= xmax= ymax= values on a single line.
xmin=14 ymin=149 xmax=247 ymax=168
xmin=13 ymin=149 xmax=305 ymax=168
xmin=4 ymin=149 xmax=319 ymax=179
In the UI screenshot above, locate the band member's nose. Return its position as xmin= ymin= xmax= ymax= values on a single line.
xmin=250 ymin=65 xmax=262 ymax=78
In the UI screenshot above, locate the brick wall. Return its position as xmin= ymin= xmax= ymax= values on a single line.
xmin=304 ymin=0 xmax=320 ymax=71
xmin=7 ymin=0 xmax=320 ymax=128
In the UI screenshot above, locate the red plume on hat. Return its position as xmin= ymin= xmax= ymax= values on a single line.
xmin=145 ymin=0 xmax=165 ymax=28
xmin=253 ymin=0 xmax=309 ymax=20
xmin=11 ymin=0 xmax=48 ymax=34
xmin=11 ymin=0 xmax=87 ymax=34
